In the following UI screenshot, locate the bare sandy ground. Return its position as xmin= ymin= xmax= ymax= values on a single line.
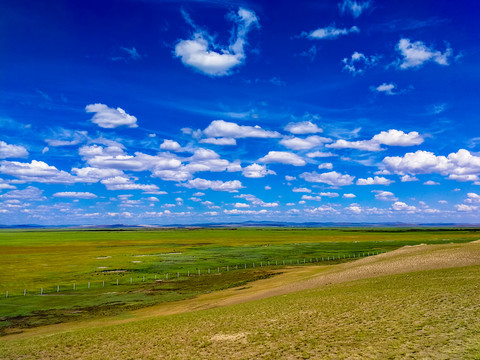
xmin=3 ymin=240 xmax=480 ymax=341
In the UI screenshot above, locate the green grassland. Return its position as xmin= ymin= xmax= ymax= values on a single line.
xmin=2 ymin=265 xmax=479 ymax=359
xmin=1 ymin=228 xmax=479 ymax=338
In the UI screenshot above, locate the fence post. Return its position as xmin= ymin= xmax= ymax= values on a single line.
xmin=73 ymin=283 xmax=76 ymax=290
xmin=5 ymin=291 xmax=8 ymax=298
xmin=88 ymin=282 xmax=90 ymax=289
xmin=57 ymin=285 xmax=59 ymax=293
xmin=41 ymin=288 xmax=43 ymax=295
xmin=130 ymin=277 xmax=133 ymax=284
xmin=103 ymin=280 xmax=105 ymax=287
xmin=166 ymin=273 xmax=168 ymax=280
xmin=24 ymin=289 xmax=26 ymax=296
xmin=116 ymin=279 xmax=118 ymax=286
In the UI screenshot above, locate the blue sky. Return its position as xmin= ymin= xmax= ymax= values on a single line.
xmin=1 ymin=0 xmax=479 ymax=225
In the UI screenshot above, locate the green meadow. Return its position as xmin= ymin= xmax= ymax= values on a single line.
xmin=0 ymin=227 xmax=479 ymax=338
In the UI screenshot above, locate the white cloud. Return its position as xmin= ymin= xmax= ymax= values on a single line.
xmin=224 ymin=209 xmax=268 ymax=215
xmin=258 ymin=151 xmax=306 ymax=166
xmin=318 ymin=163 xmax=333 ymax=170
xmin=396 ymin=38 xmax=453 ymax=69
xmin=234 ymin=193 xmax=277 ymax=207
xmin=455 ymin=204 xmax=477 ymax=212
xmin=242 ymin=163 xmax=276 ymax=178
xmin=0 ymin=141 xmax=29 ymax=159
xmin=424 ymin=180 xmax=440 ymax=185
xmin=0 ymin=178 xmax=16 ymax=190
xmin=86 ymin=103 xmax=138 ymax=128
xmin=203 ymin=120 xmax=280 ymax=139
xmin=0 ymin=160 xmax=77 ymax=184
xmin=284 ymin=121 xmax=323 ymax=134
xmin=293 ymin=187 xmax=311 ymax=193
xmin=280 ymin=135 xmax=332 ymax=151
xmin=339 ymin=0 xmax=371 ymax=17
xmin=343 ymin=193 xmax=356 ymax=198
xmin=265 ymin=185 xmax=271 ymax=190
xmin=53 ymin=192 xmax=98 ymax=199
xmin=199 ymin=137 xmax=237 ymax=145
xmin=174 ymin=8 xmax=259 ymax=76
xmin=465 ymin=193 xmax=480 ymax=204
xmin=100 ymin=176 xmax=160 ymax=192
xmin=306 ymin=151 xmax=337 ymax=158
xmin=305 ymin=205 xmax=338 ymax=214
xmin=372 ymin=130 xmax=424 ymax=146
xmin=45 ymin=130 xmax=88 ymax=147
xmin=372 ymin=190 xmax=398 ymax=201
xmin=327 ymin=129 xmax=424 ymax=151
xmin=401 ymin=174 xmax=419 ymax=182
xmin=382 ymin=149 xmax=480 ymax=182
xmin=300 ymin=171 xmax=355 ymax=186
xmin=327 ymin=139 xmax=382 ymax=151
xmin=285 ymin=175 xmax=296 ymax=181
xmin=0 ymin=186 xmax=45 ymax=201
xmin=160 ymin=140 xmax=181 ymax=151
xmin=307 ymin=25 xmax=359 ymax=40
xmin=182 ymin=178 xmax=243 ymax=192
xmin=392 ymin=201 xmax=417 ymax=212
xmin=342 ymin=52 xmax=379 ymax=75
xmin=71 ymin=167 xmax=124 ymax=182
xmin=302 ymin=195 xmax=322 ymax=201
xmin=234 ymin=202 xmax=250 ymax=208
xmin=357 ymin=176 xmax=394 ymax=185
xmin=374 ymin=83 xmax=397 ymax=95
xmin=320 ymin=192 xmax=339 ymax=198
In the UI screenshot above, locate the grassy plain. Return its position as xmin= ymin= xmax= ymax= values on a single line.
xmin=0 ymin=228 xmax=479 ymax=338
xmin=1 ymin=239 xmax=479 ymax=359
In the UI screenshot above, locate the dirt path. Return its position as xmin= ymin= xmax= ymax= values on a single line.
xmin=3 ymin=241 xmax=480 ymax=341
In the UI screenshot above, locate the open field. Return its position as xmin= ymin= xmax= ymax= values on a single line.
xmin=1 ymin=228 xmax=479 ymax=336
xmin=1 ymin=239 xmax=479 ymax=359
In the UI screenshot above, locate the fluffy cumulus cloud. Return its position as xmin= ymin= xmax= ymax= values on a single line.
xmin=280 ymin=135 xmax=332 ymax=151
xmin=395 ymin=38 xmax=453 ymax=69
xmin=86 ymin=104 xmax=138 ymax=129
xmin=203 ymin=120 xmax=280 ymax=139
xmin=0 ymin=160 xmax=78 ymax=184
xmin=306 ymin=25 xmax=359 ymax=40
xmin=182 ymin=178 xmax=243 ymax=192
xmin=342 ymin=52 xmax=378 ymax=75
xmin=174 ymin=8 xmax=259 ymax=76
xmin=257 ymin=151 xmax=306 ymax=166
xmin=0 ymin=141 xmax=29 ymax=159
xmin=465 ymin=193 xmax=480 ymax=204
xmin=374 ymin=83 xmax=397 ymax=95
xmin=234 ymin=193 xmax=278 ymax=207
xmin=327 ymin=129 xmax=424 ymax=151
xmin=382 ymin=149 xmax=480 ymax=182
xmin=242 ymin=163 xmax=276 ymax=178
xmin=199 ymin=137 xmax=237 ymax=146
xmin=100 ymin=176 xmax=159 ymax=191
xmin=53 ymin=192 xmax=98 ymax=199
xmin=284 ymin=121 xmax=323 ymax=134
xmin=392 ymin=201 xmax=417 ymax=212
xmin=455 ymin=204 xmax=478 ymax=212
xmin=160 ymin=140 xmax=181 ymax=151
xmin=372 ymin=190 xmax=398 ymax=201
xmin=338 ymin=0 xmax=371 ymax=17
xmin=300 ymin=171 xmax=355 ymax=186
xmin=357 ymin=176 xmax=394 ymax=185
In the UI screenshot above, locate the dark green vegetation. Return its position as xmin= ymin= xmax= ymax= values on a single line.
xmin=1 ymin=227 xmax=479 ymax=336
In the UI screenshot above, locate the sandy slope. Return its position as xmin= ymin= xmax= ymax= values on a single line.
xmin=2 ymin=240 xmax=480 ymax=341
